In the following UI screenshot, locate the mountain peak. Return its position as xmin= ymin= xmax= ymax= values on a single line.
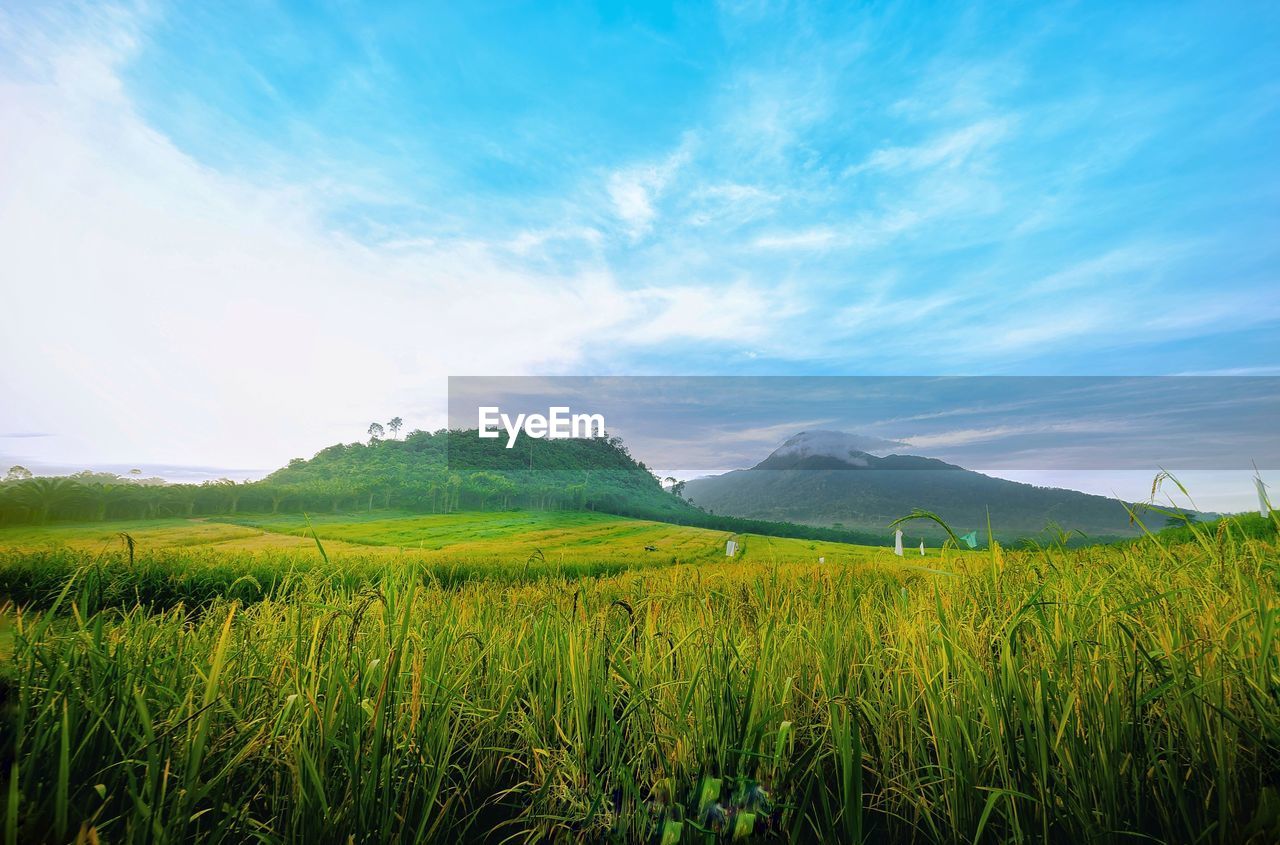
xmin=756 ymin=430 xmax=905 ymax=470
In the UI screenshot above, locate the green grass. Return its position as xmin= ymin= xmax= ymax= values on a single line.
xmin=0 ymin=510 xmax=894 ymax=570
xmin=0 ymin=512 xmax=901 ymax=613
xmin=220 ymin=510 xmax=894 ymax=565
xmin=0 ymin=510 xmax=1276 ymax=843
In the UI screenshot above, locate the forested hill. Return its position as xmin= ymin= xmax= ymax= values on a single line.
xmin=265 ymin=429 xmax=681 ymax=516
xmin=262 ymin=430 xmax=888 ymax=545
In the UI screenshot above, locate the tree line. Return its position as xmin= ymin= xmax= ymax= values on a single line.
xmin=0 ymin=469 xmax=600 ymax=525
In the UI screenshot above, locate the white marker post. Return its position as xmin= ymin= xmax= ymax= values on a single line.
xmin=893 ymin=529 xmax=904 ymax=557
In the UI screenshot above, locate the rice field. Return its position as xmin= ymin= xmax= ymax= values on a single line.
xmin=0 ymin=511 xmax=891 ymax=566
xmin=0 ymin=511 xmax=1277 ymax=843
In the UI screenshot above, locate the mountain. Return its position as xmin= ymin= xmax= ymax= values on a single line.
xmin=681 ymin=431 xmax=1194 ymax=541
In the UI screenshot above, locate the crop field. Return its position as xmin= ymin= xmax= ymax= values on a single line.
xmin=0 ymin=511 xmax=893 ymax=564
xmin=0 ymin=511 xmax=1277 ymax=844
xmin=220 ymin=510 xmax=892 ymax=566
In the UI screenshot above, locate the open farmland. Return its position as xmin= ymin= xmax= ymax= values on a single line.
xmin=1 ymin=511 xmax=1277 ymax=843
xmin=0 ymin=510 xmax=892 ymax=571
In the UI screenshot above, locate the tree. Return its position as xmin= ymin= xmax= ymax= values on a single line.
xmin=565 ymin=482 xmax=587 ymax=511
xmin=364 ymin=476 xmax=397 ymax=510
xmin=387 ymin=417 xmax=403 ymax=439
xmin=218 ymin=479 xmax=243 ymax=513
xmin=4 ymin=466 xmax=32 ymax=482
xmin=259 ymin=482 xmax=302 ymax=514
xmin=12 ymin=477 xmax=84 ymax=523
xmin=446 ymin=473 xmax=463 ymax=512
xmin=466 ymin=472 xmax=514 ymax=511
xmin=83 ymin=482 xmax=133 ymax=521
xmin=167 ymin=485 xmax=199 ymax=516
xmin=306 ymin=479 xmax=357 ymax=513
xmin=368 ymin=422 xmax=385 ymax=443
xmin=203 ymin=479 xmax=243 ymax=514
xmin=134 ymin=485 xmax=168 ymax=520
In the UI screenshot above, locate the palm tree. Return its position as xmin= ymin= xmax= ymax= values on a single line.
xmin=260 ymin=482 xmax=300 ymax=514
xmin=387 ymin=417 xmax=403 ymax=439
xmin=214 ymin=479 xmax=243 ymax=513
xmin=168 ymin=485 xmax=199 ymax=516
xmin=446 ymin=473 xmax=462 ymax=513
xmin=13 ymin=477 xmax=84 ymax=524
xmin=306 ymin=479 xmax=357 ymax=513
xmin=83 ymin=482 xmax=134 ymax=521
xmin=134 ymin=486 xmax=168 ymax=520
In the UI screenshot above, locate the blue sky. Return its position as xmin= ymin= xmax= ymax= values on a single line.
xmin=0 ymin=1 xmax=1277 ymax=502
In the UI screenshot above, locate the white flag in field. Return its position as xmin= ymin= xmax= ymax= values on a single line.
xmin=1257 ymin=475 xmax=1271 ymax=517
xmin=919 ymin=541 xmax=925 ymax=556
xmin=726 ymin=539 xmax=737 ymax=557
xmin=893 ymin=529 xmax=904 ymax=556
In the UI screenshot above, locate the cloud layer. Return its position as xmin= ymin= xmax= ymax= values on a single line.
xmin=1 ymin=1 xmax=1277 ymax=492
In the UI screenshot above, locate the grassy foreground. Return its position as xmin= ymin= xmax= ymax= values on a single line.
xmin=0 ymin=513 xmax=1277 ymax=843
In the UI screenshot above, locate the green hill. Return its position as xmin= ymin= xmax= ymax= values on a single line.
xmin=266 ymin=430 xmax=682 ymax=516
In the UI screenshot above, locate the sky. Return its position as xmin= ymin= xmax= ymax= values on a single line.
xmin=1 ymin=1 xmax=1277 ymax=508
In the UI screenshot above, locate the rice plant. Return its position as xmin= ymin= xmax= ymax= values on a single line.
xmin=0 ymin=513 xmax=1277 ymax=843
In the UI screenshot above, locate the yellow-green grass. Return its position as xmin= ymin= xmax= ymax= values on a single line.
xmin=0 ymin=517 xmax=338 ymax=554
xmin=4 ymin=511 xmax=1272 ymax=843
xmin=0 ymin=510 xmax=902 ymax=568
xmin=221 ymin=510 xmax=897 ymax=566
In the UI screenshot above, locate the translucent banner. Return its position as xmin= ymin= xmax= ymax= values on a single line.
xmin=446 ymin=376 xmax=1279 ymax=472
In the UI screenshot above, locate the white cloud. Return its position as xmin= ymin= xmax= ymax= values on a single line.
xmin=849 ymin=118 xmax=1013 ymax=176
xmin=0 ymin=13 xmax=765 ymax=476
xmin=752 ymin=227 xmax=839 ymax=250
xmin=1024 ymin=244 xmax=1187 ymax=294
xmin=905 ymin=419 xmax=1135 ymax=450
xmin=620 ymin=279 xmax=796 ymax=345
xmin=685 ymin=182 xmax=780 ymax=228
xmin=606 ymin=141 xmax=694 ymax=240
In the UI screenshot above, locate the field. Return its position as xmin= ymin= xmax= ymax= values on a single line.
xmin=1 ymin=510 xmax=1277 ymax=843
xmin=0 ymin=511 xmax=892 ymax=564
